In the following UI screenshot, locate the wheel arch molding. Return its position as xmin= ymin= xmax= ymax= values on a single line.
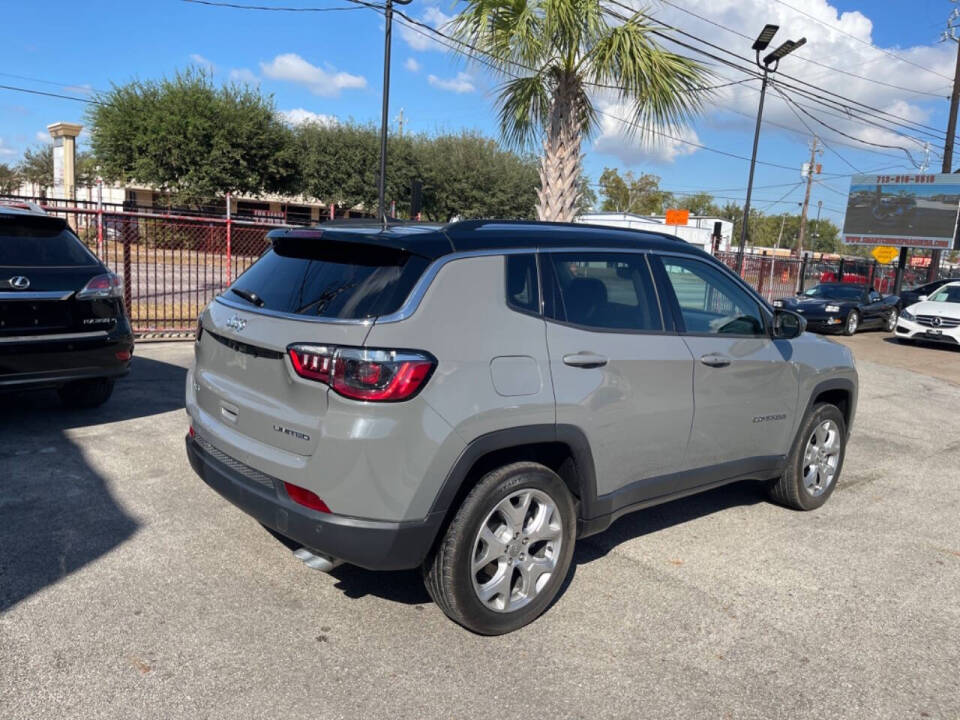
xmin=427 ymin=424 xmax=598 ymax=525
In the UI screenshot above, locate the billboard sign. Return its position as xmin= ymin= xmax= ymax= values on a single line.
xmin=842 ymin=173 xmax=960 ymax=250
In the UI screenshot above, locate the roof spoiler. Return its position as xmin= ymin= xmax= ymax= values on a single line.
xmin=266 ymin=225 xmax=452 ymax=260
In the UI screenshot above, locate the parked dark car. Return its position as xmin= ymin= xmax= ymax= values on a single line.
xmin=774 ymin=282 xmax=900 ymax=336
xmin=0 ymin=203 xmax=134 ymax=406
xmin=899 ymin=278 xmax=958 ymax=309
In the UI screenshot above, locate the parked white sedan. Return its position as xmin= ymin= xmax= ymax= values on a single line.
xmin=895 ymin=281 xmax=960 ymax=346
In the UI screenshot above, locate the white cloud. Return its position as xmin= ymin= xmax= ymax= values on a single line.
xmin=590 ymin=0 xmax=956 ymax=169
xmin=260 ymin=53 xmax=366 ymax=97
xmin=428 ymin=72 xmax=475 ymax=94
xmin=189 ymin=53 xmax=215 ymax=71
xmin=0 ymin=138 xmax=15 ymax=157
xmin=279 ymin=108 xmax=338 ymax=127
xmin=35 ymin=131 xmax=52 ymax=144
xmin=593 ymin=103 xmax=700 ymax=164
xmin=644 ymin=0 xmax=956 ymax=162
xmin=64 ymin=84 xmax=93 ymax=96
xmin=229 ymin=68 xmax=259 ymax=85
xmin=404 ymin=57 xmax=421 ymax=73
xmin=400 ymin=7 xmax=454 ymax=51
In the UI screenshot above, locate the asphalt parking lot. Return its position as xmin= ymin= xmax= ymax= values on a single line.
xmin=2 ymin=333 xmax=958 ymax=719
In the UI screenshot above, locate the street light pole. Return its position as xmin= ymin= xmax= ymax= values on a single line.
xmin=377 ymin=0 xmax=412 ymax=227
xmin=736 ymin=26 xmax=806 ymax=274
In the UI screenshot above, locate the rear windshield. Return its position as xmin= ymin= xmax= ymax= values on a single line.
xmin=0 ymin=217 xmax=99 ymax=267
xmin=228 ymin=245 xmax=430 ymax=320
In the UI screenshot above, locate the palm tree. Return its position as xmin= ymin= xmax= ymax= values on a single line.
xmin=452 ymin=0 xmax=710 ymax=222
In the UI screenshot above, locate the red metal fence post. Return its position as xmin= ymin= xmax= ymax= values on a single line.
xmin=225 ymin=192 xmax=232 ymax=286
xmin=96 ymin=179 xmax=104 ymax=259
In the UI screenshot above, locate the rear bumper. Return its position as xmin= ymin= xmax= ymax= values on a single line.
xmin=185 ymin=433 xmax=443 ymax=571
xmin=0 ymin=330 xmax=134 ymax=389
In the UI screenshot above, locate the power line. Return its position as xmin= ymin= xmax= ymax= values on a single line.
xmin=769 ymin=0 xmax=954 ymax=82
xmin=767 ymin=83 xmax=862 ymax=172
xmin=604 ymin=0 xmax=949 ymax=140
xmin=181 ymin=0 xmax=375 ymax=11
xmin=654 ymin=0 xmax=951 ymax=99
xmin=0 ymin=83 xmax=103 ymax=105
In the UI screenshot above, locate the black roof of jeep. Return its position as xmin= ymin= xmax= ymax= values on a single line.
xmin=267 ymin=219 xmax=707 ymax=261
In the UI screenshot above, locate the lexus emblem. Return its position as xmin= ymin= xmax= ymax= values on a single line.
xmin=9 ymin=275 xmax=30 ymax=290
xmin=225 ymin=315 xmax=247 ymax=332
xmin=932 ymin=316 xmax=943 ymax=327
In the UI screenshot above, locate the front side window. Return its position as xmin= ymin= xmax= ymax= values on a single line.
xmin=544 ymin=252 xmax=662 ymax=331
xmin=658 ymin=255 xmax=766 ymax=336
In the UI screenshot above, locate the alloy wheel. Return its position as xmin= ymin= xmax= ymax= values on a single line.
xmin=886 ymin=309 xmax=899 ymax=331
xmin=470 ymin=489 xmax=563 ymax=613
xmin=801 ymin=419 xmax=842 ymax=497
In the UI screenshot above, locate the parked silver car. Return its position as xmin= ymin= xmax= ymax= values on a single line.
xmin=185 ymin=220 xmax=858 ymax=634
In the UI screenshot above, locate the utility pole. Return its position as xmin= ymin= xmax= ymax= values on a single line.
xmin=377 ymin=0 xmax=412 ymax=227
xmin=797 ymin=136 xmax=820 ymax=258
xmin=930 ymin=4 xmax=960 ymax=281
xmin=395 ymin=108 xmax=405 ymax=137
xmin=736 ymin=25 xmax=806 ymax=273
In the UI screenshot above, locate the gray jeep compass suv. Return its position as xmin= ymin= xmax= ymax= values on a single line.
xmin=185 ymin=220 xmax=857 ymax=634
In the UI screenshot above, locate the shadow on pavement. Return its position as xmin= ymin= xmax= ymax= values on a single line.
xmin=316 ymin=480 xmax=766 ymax=610
xmin=0 ymin=354 xmax=186 ymax=612
xmin=881 ymin=336 xmax=960 ymax=353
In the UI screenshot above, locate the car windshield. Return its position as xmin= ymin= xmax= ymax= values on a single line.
xmin=803 ymin=284 xmax=863 ymax=300
xmin=928 ymin=285 xmax=960 ymax=304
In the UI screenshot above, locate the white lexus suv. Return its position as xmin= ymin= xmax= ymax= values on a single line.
xmin=895 ymin=281 xmax=960 ymax=346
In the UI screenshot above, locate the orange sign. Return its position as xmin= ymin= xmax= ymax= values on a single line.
xmin=665 ymin=209 xmax=689 ymax=225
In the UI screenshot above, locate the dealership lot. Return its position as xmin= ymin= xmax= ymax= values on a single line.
xmin=1 ymin=335 xmax=958 ymax=719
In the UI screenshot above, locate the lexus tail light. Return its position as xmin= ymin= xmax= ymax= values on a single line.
xmin=287 ymin=344 xmax=435 ymax=402
xmin=77 ymin=273 xmax=122 ymax=299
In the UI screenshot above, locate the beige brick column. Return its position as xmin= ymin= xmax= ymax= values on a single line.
xmin=47 ymin=122 xmax=83 ymax=201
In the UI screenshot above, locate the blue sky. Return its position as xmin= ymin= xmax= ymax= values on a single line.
xmin=0 ymin=0 xmax=957 ymax=227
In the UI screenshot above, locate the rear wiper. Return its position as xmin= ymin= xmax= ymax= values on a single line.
xmin=230 ymin=287 xmax=265 ymax=307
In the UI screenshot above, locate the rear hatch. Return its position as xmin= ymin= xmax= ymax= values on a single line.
xmin=194 ymin=230 xmax=433 ymax=457
xmin=0 ymin=212 xmax=117 ymax=339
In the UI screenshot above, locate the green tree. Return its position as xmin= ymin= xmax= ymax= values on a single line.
xmin=17 ymin=144 xmax=53 ymax=194
xmin=0 ymin=162 xmax=20 ymax=195
xmin=452 ymin=0 xmax=709 ymax=222
xmin=675 ymin=191 xmax=719 ymax=216
xmin=295 ymin=123 xmax=539 ymax=221
xmin=597 ymin=167 xmax=672 ymax=215
xmin=87 ymin=68 xmax=297 ymax=205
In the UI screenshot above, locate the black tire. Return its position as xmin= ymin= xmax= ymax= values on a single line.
xmin=58 ymin=378 xmax=115 ymax=409
xmin=423 ymin=461 xmax=576 ymax=635
xmin=843 ymin=310 xmax=860 ymax=336
xmin=768 ymin=403 xmax=847 ymax=511
xmin=885 ymin=308 xmax=899 ymax=332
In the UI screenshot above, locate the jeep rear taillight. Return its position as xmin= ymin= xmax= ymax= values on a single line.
xmin=287 ymin=344 xmax=435 ymax=402
xmin=288 ymin=344 xmax=335 ymax=383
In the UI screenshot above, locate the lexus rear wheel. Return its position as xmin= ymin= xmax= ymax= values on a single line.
xmin=423 ymin=461 xmax=576 ymax=635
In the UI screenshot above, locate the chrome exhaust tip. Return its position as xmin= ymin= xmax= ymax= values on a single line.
xmin=293 ymin=547 xmax=342 ymax=573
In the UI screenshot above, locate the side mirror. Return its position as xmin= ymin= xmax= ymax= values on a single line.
xmin=918 ymin=295 xmax=928 ymax=302
xmin=772 ymin=309 xmax=805 ymax=339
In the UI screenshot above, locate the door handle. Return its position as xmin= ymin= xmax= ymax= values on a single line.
xmin=700 ymin=353 xmax=731 ymax=368
xmin=562 ymin=352 xmax=608 ymax=369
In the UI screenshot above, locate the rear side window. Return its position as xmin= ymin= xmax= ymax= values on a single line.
xmin=0 ymin=218 xmax=98 ymax=267
xmin=229 ymin=245 xmax=429 ymax=320
xmin=505 ymin=254 xmax=539 ymax=314
xmin=544 ymin=252 xmax=662 ymax=331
